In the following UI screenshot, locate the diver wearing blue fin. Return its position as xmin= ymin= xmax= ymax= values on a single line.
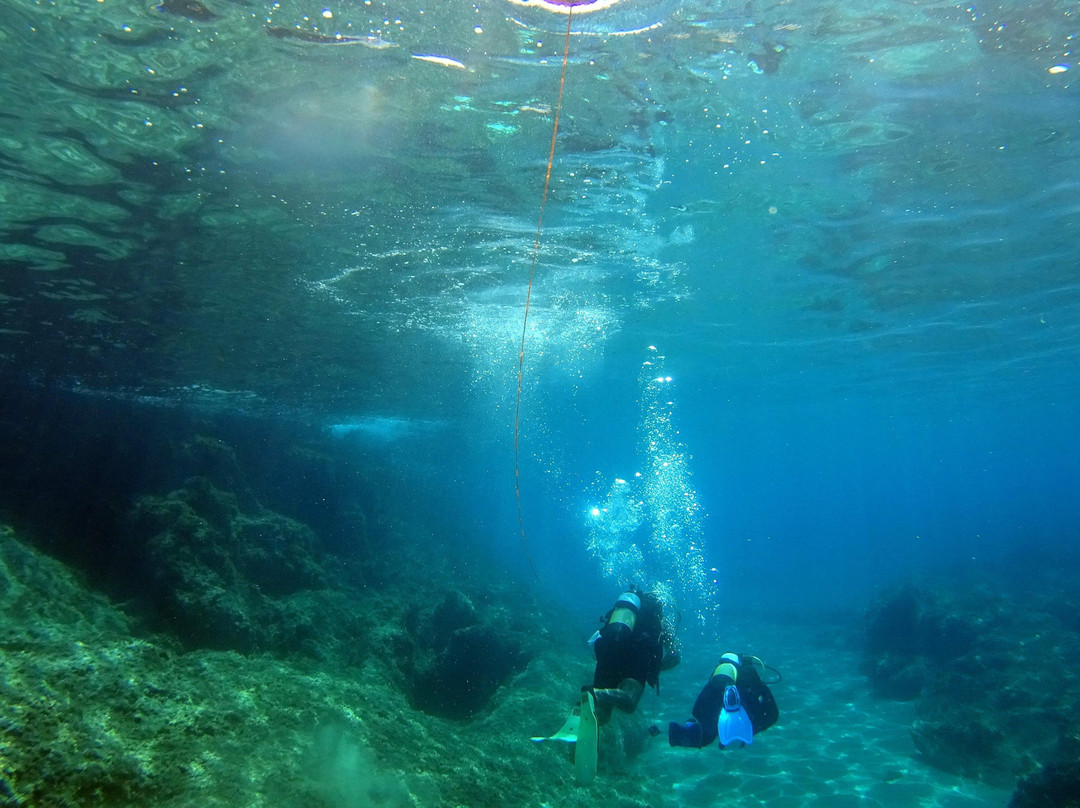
xmin=667 ymin=653 xmax=780 ymax=749
xmin=719 ymin=683 xmax=754 ymax=747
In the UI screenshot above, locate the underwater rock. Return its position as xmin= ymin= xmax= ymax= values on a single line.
xmin=910 ymin=713 xmax=1006 ymax=780
xmin=863 ymin=577 xmax=1080 ymax=787
xmin=1009 ymin=754 xmax=1080 ymax=807
xmin=1 ymin=516 xmax=793 ymax=806
xmin=233 ymin=513 xmax=328 ymax=596
xmin=0 ymin=523 xmax=449 ymax=806
xmin=174 ymin=434 xmax=261 ymax=512
xmin=861 ymin=583 xmax=978 ymax=699
xmin=396 ymin=590 xmax=531 ymax=720
xmin=407 ymin=587 xmax=480 ymax=649
xmin=0 ymin=526 xmax=166 ymax=806
xmin=411 ymin=623 xmax=527 ymax=720
xmin=120 ymin=476 xmax=365 ymax=660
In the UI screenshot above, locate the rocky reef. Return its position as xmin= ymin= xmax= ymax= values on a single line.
xmin=119 ymin=475 xmax=357 ymax=658
xmin=1009 ymin=748 xmax=1080 ymax=808
xmin=390 ymin=589 xmax=533 ymax=720
xmin=0 ymin=509 xmax=654 ymax=808
xmin=0 ymin=398 xmax=663 ymax=807
xmin=107 ymin=471 xmax=541 ymax=717
xmin=861 ymin=572 xmax=1080 ymax=792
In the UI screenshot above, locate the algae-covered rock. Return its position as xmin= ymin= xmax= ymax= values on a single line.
xmin=173 ymin=434 xmax=260 ymax=512
xmin=861 ymin=583 xmax=978 ymax=699
xmin=862 ymin=577 xmax=1080 ymax=787
xmin=120 ymin=476 xmax=361 ymax=660
xmin=1 ymin=521 xmax=659 ymax=808
xmin=0 ymin=524 xmax=169 ymax=806
xmin=0 ymin=522 xmax=434 ymax=807
xmin=411 ymin=622 xmax=527 ymax=719
xmin=394 ymin=590 xmax=531 ymax=720
xmin=1010 ymin=758 xmax=1080 ymax=808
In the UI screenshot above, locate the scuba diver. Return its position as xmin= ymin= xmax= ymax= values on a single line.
xmin=532 ymin=589 xmax=681 ymax=784
xmin=585 ymin=589 xmax=681 ymax=725
xmin=666 ymin=652 xmax=780 ymax=748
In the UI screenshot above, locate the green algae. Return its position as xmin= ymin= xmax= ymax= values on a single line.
xmin=0 ymin=520 xmax=661 ymax=808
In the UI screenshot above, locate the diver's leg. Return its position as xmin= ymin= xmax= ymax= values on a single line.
xmin=617 ymin=677 xmax=645 ymax=712
xmin=592 ymin=677 xmax=645 ymax=718
xmin=668 ymin=675 xmax=724 ymax=748
xmin=690 ymin=667 xmax=736 ymax=747
xmin=593 ymin=699 xmax=614 ymax=726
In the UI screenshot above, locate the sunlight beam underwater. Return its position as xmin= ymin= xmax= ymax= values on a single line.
xmin=512 ymin=0 xmax=666 ymax=579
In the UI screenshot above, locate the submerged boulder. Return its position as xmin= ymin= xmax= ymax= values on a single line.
xmin=119 ymin=476 xmax=364 ymax=662
xmin=411 ymin=622 xmax=527 ymax=719
xmin=862 ymin=577 xmax=1080 ymax=788
xmin=394 ymin=590 xmax=531 ymax=720
xmin=1010 ymin=757 xmax=1080 ymax=808
xmin=861 ymin=583 xmax=978 ymax=699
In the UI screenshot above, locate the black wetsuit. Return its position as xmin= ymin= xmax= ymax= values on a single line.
xmin=592 ymin=593 xmax=670 ymax=694
xmin=670 ymin=655 xmax=779 ymax=748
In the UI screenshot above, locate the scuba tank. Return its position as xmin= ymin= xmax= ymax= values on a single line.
xmin=712 ymin=652 xmax=741 ymax=685
xmin=591 ymin=591 xmax=640 ymax=645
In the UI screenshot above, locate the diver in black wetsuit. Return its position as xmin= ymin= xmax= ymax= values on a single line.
xmin=584 ymin=590 xmax=680 ymax=725
xmin=667 ymin=653 xmax=780 ymax=748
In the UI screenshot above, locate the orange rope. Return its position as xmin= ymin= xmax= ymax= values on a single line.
xmin=514 ymin=6 xmax=574 ymax=580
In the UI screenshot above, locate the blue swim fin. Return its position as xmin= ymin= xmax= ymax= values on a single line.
xmin=717 ymin=685 xmax=753 ymax=748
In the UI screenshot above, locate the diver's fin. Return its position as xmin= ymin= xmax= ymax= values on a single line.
xmin=530 ymin=708 xmax=580 ymax=743
xmin=575 ymin=690 xmax=598 ymax=784
xmin=718 ymin=685 xmax=754 ymax=747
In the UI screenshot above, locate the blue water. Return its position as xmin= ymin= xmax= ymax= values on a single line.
xmin=479 ymin=363 xmax=1080 ymax=621
xmin=1 ymin=0 xmax=1078 ymax=632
